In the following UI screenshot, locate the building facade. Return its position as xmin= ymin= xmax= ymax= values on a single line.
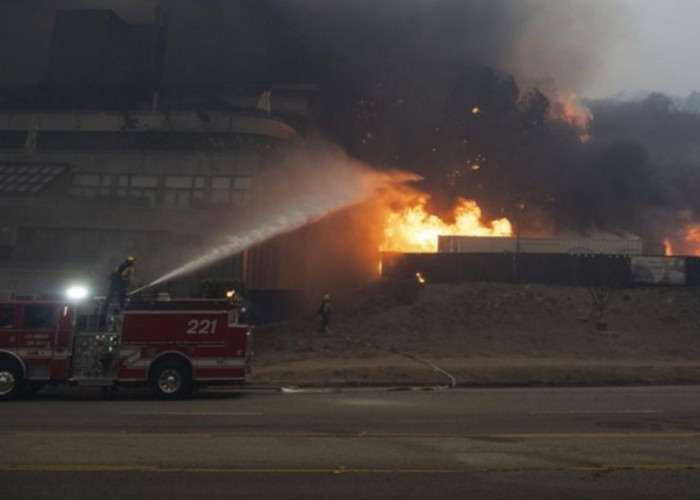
xmin=0 ymin=106 xmax=300 ymax=298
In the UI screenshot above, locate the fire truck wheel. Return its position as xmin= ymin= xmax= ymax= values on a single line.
xmin=0 ymin=360 xmax=24 ymax=401
xmin=150 ymin=361 xmax=192 ymax=399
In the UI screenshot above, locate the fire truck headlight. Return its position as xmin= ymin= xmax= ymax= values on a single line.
xmin=66 ymin=285 xmax=89 ymax=301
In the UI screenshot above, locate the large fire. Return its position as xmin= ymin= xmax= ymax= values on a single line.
xmin=381 ymin=196 xmax=512 ymax=253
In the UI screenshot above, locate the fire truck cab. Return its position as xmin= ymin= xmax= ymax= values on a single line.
xmin=0 ymin=296 xmax=252 ymax=400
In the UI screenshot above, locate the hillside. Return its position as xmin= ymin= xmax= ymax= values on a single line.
xmin=252 ymin=280 xmax=700 ymax=387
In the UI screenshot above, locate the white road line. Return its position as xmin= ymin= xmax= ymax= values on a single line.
xmin=120 ymin=412 xmax=262 ymax=416
xmin=530 ymin=410 xmax=663 ymax=415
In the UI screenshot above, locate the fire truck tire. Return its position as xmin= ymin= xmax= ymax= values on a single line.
xmin=150 ymin=360 xmax=192 ymax=399
xmin=0 ymin=359 xmax=24 ymax=401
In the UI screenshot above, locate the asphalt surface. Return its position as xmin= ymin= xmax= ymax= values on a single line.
xmin=2 ymin=385 xmax=700 ymax=499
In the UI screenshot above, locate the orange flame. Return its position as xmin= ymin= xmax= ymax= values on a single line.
xmin=664 ymin=225 xmax=700 ymax=256
xmin=551 ymin=94 xmax=593 ymax=143
xmin=664 ymin=238 xmax=674 ymax=256
xmin=685 ymin=225 xmax=700 ymax=256
xmin=381 ymin=196 xmax=512 ymax=253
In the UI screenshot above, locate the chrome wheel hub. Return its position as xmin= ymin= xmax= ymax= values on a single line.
xmin=0 ymin=370 xmax=16 ymax=396
xmin=158 ymin=369 xmax=182 ymax=394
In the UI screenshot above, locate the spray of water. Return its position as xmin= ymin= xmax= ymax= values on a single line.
xmin=133 ymin=146 xmax=418 ymax=294
xmin=141 ymin=193 xmax=361 ymax=289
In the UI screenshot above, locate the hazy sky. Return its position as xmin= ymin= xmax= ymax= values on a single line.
xmin=585 ymin=0 xmax=700 ymax=98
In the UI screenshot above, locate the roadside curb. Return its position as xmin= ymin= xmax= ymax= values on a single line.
xmin=242 ymin=378 xmax=700 ymax=393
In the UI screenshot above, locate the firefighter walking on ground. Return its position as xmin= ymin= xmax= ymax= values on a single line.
xmin=103 ymin=256 xmax=136 ymax=313
xmin=318 ymin=293 xmax=331 ymax=333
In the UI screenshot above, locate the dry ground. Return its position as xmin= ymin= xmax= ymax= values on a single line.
xmin=252 ymin=280 xmax=700 ymax=387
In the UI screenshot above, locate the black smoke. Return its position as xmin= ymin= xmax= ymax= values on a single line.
xmin=583 ymin=95 xmax=700 ymax=251
xmin=0 ymin=1 xmax=622 ymax=92
xmin=157 ymin=0 xmax=622 ymax=88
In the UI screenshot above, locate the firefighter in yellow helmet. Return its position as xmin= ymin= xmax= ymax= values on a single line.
xmin=318 ymin=293 xmax=331 ymax=333
xmin=102 ymin=256 xmax=136 ymax=313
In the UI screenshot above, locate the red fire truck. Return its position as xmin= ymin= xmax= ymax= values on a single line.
xmin=0 ymin=296 xmax=252 ymax=400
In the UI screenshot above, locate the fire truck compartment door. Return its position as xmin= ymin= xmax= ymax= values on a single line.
xmin=54 ymin=306 xmax=73 ymax=353
xmin=122 ymin=310 xmax=229 ymax=343
xmin=0 ymin=305 xmax=17 ymax=347
xmin=16 ymin=304 xmax=59 ymax=355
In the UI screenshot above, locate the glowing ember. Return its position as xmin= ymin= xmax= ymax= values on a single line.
xmin=381 ymin=196 xmax=512 ymax=253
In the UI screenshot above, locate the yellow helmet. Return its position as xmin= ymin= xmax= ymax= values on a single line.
xmin=126 ymin=256 xmax=136 ymax=262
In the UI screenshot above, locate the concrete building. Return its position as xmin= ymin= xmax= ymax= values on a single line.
xmin=0 ymin=103 xmax=303 ymax=297
xmin=0 ymin=8 xmax=310 ymax=308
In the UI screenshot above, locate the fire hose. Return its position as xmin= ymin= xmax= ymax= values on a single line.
xmin=339 ymin=332 xmax=457 ymax=389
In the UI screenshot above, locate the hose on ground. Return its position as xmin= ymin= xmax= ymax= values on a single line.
xmin=339 ymin=332 xmax=457 ymax=389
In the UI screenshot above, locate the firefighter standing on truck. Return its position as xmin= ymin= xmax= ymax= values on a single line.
xmin=103 ymin=256 xmax=136 ymax=313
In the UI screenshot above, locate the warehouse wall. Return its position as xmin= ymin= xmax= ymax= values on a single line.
xmin=380 ymin=252 xmax=700 ymax=288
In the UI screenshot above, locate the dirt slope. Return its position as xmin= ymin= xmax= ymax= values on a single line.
xmin=252 ymin=280 xmax=700 ymax=387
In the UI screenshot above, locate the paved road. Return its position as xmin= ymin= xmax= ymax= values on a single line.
xmin=2 ymin=385 xmax=700 ymax=499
